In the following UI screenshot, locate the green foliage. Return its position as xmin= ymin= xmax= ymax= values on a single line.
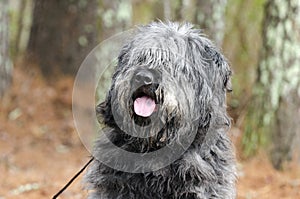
xmin=224 ymin=0 xmax=266 ymax=104
xmin=241 ymin=88 xmax=271 ymax=157
xmin=8 ymin=0 xmax=33 ymax=57
xmin=223 ymin=0 xmax=267 ymax=157
xmin=8 ymin=3 xmax=18 ymax=57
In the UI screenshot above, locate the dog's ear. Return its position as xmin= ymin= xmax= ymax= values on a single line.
xmin=202 ymin=45 xmax=232 ymax=127
xmin=96 ymin=101 xmax=107 ymax=123
xmin=96 ymin=93 xmax=115 ymax=126
xmin=117 ymin=42 xmax=132 ymax=69
xmin=204 ymin=45 xmax=232 ymax=93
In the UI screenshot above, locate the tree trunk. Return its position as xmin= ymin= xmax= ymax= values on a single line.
xmin=14 ymin=0 xmax=27 ymax=56
xmin=27 ymin=0 xmax=98 ymax=77
xmin=131 ymin=0 xmax=164 ymax=26
xmin=194 ymin=0 xmax=227 ymax=47
xmin=0 ymin=0 xmax=12 ymax=97
xmin=100 ymin=0 xmax=132 ymax=40
xmin=243 ymin=0 xmax=300 ymax=169
xmin=169 ymin=0 xmax=227 ymax=46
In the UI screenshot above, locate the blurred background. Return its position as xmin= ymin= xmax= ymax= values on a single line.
xmin=0 ymin=0 xmax=299 ymax=198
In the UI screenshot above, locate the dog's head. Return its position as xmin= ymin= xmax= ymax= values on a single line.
xmin=97 ymin=22 xmax=232 ymax=146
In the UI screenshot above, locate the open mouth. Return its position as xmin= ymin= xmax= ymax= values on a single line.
xmin=132 ymin=84 xmax=158 ymax=118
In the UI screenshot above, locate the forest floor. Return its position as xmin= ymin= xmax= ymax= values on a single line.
xmin=0 ymin=66 xmax=300 ymax=199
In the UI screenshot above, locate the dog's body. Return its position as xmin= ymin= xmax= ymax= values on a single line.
xmin=84 ymin=22 xmax=236 ymax=199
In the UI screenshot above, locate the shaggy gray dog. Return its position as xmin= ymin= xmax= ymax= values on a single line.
xmin=84 ymin=22 xmax=236 ymax=199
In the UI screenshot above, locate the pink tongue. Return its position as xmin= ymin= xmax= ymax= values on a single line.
xmin=134 ymin=96 xmax=156 ymax=117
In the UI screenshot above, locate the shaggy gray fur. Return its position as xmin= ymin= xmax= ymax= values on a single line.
xmin=84 ymin=21 xmax=236 ymax=199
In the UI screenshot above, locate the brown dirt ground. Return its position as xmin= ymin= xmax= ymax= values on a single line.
xmin=0 ymin=66 xmax=299 ymax=199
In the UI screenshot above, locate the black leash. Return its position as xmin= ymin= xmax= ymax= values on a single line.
xmin=52 ymin=157 xmax=94 ymax=199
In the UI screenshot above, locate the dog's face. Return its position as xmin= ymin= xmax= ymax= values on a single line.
xmin=98 ymin=22 xmax=231 ymax=145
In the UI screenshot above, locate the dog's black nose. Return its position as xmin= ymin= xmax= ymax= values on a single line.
xmin=134 ymin=70 xmax=153 ymax=85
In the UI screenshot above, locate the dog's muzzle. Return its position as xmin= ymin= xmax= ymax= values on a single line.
xmin=131 ymin=68 xmax=161 ymax=119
